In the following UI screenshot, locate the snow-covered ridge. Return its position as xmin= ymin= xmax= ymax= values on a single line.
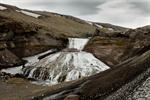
xmin=0 ymin=6 xmax=7 ymax=10
xmin=16 ymin=10 xmax=41 ymax=18
xmin=68 ymin=38 xmax=89 ymax=50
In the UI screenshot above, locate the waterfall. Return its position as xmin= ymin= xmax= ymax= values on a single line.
xmin=23 ymin=38 xmax=110 ymax=85
xmin=68 ymin=38 xmax=89 ymax=50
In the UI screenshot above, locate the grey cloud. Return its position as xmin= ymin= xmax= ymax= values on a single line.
xmin=128 ymin=1 xmax=150 ymax=16
xmin=23 ymin=0 xmax=105 ymax=15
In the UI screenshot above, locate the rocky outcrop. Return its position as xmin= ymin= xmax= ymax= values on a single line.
xmin=84 ymin=26 xmax=150 ymax=67
xmin=0 ymin=49 xmax=23 ymax=69
xmin=0 ymin=15 xmax=68 ymax=58
xmin=64 ymin=94 xmax=79 ymax=100
xmin=84 ymin=36 xmax=129 ymax=66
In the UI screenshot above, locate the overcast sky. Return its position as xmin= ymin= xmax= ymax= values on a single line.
xmin=1 ymin=0 xmax=150 ymax=28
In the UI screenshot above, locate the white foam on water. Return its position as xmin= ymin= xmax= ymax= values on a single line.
xmin=68 ymin=38 xmax=89 ymax=50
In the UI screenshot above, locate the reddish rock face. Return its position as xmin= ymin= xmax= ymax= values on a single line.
xmin=84 ymin=36 xmax=130 ymax=66
xmin=84 ymin=26 xmax=150 ymax=67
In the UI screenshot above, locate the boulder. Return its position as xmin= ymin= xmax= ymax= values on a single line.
xmin=64 ymin=94 xmax=79 ymax=100
xmin=0 ymin=49 xmax=23 ymax=69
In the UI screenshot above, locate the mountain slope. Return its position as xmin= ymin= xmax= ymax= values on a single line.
xmin=0 ymin=3 xmax=129 ymax=68
xmin=0 ymin=3 xmax=96 ymax=68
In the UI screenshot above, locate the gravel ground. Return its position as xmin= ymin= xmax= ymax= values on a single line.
xmin=128 ymin=77 xmax=150 ymax=100
xmin=105 ymin=68 xmax=150 ymax=100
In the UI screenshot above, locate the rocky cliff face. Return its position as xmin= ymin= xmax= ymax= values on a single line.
xmin=84 ymin=26 xmax=150 ymax=67
xmin=0 ymin=49 xmax=23 ymax=69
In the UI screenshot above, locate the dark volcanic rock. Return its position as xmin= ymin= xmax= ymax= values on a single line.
xmin=0 ymin=49 xmax=23 ymax=69
xmin=0 ymin=15 xmax=68 ymax=57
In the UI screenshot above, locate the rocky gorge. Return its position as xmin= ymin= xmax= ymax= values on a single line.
xmin=0 ymin=3 xmax=150 ymax=100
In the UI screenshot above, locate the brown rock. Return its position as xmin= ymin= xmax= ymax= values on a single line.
xmin=84 ymin=26 xmax=150 ymax=67
xmin=0 ymin=49 xmax=23 ymax=69
xmin=84 ymin=36 xmax=129 ymax=66
xmin=64 ymin=94 xmax=79 ymax=100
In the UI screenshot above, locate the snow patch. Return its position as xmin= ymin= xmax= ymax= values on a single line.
xmin=0 ymin=6 xmax=7 ymax=10
xmin=16 ymin=10 xmax=41 ymax=18
xmin=95 ymin=24 xmax=103 ymax=28
xmin=23 ymin=49 xmax=54 ymax=66
xmin=86 ymin=21 xmax=93 ymax=25
xmin=1 ymin=66 xmax=23 ymax=75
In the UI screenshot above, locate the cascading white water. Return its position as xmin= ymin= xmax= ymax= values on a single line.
xmin=23 ymin=38 xmax=110 ymax=85
xmin=68 ymin=38 xmax=89 ymax=50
